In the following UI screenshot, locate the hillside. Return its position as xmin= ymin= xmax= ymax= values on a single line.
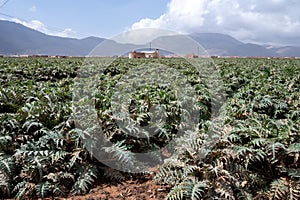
xmin=0 ymin=20 xmax=104 ymax=56
xmin=0 ymin=20 xmax=299 ymax=57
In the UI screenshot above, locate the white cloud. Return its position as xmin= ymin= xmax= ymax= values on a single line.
xmin=55 ymin=28 xmax=79 ymax=38
xmin=29 ymin=6 xmax=37 ymax=12
xmin=131 ymin=0 xmax=300 ymax=45
xmin=113 ymin=28 xmax=176 ymax=44
xmin=10 ymin=18 xmax=81 ymax=38
xmin=12 ymin=18 xmax=48 ymax=33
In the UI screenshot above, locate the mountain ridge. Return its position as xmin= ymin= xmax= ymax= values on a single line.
xmin=0 ymin=20 xmax=299 ymax=57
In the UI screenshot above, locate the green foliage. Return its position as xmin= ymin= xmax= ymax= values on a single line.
xmin=71 ymin=164 xmax=98 ymax=195
xmin=1 ymin=57 xmax=300 ymax=199
xmin=154 ymin=58 xmax=300 ymax=199
xmin=0 ymin=156 xmax=13 ymax=197
xmin=268 ymin=178 xmax=300 ymax=200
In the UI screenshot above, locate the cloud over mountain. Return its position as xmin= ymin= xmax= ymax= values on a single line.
xmin=10 ymin=18 xmax=80 ymax=39
xmin=132 ymin=0 xmax=300 ymax=46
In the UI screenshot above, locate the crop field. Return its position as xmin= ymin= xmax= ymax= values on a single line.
xmin=0 ymin=57 xmax=300 ymax=199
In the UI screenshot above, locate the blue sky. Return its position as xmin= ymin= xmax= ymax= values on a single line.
xmin=1 ymin=0 xmax=300 ymax=46
xmin=0 ymin=0 xmax=169 ymax=38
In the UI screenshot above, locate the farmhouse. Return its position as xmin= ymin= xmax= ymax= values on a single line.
xmin=129 ymin=49 xmax=159 ymax=58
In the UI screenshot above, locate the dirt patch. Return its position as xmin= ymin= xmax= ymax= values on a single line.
xmin=55 ymin=171 xmax=170 ymax=200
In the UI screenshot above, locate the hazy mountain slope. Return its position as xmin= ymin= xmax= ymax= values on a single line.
xmin=0 ymin=20 xmax=104 ymax=55
xmin=0 ymin=20 xmax=299 ymax=57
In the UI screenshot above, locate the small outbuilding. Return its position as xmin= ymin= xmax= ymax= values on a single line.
xmin=129 ymin=49 xmax=159 ymax=58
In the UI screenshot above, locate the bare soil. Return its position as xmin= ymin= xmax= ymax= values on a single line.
xmin=54 ymin=170 xmax=170 ymax=200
